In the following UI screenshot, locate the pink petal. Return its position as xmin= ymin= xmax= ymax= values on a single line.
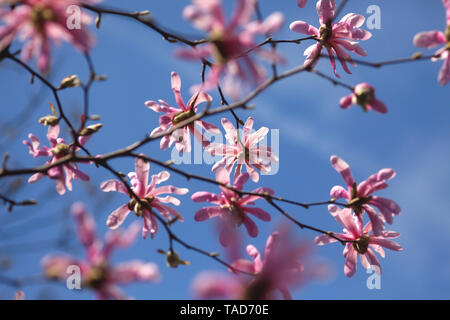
xmin=317 ymin=0 xmax=336 ymax=24
xmin=111 ymin=261 xmax=160 ymax=283
xmin=194 ymin=206 xmax=225 ymax=221
xmin=330 ymin=185 xmax=350 ymax=199
xmin=171 ymin=71 xmax=186 ymax=109
xmin=246 ymin=244 xmax=263 ymax=273
xmin=370 ymin=98 xmax=388 ymax=114
xmin=135 ymin=156 xmax=150 ymax=190
xmin=100 ymin=179 xmax=129 ymax=195
xmin=438 ymin=55 xmax=450 ymax=86
xmin=191 ymin=191 xmax=222 ymax=204
xmin=230 ymin=259 xmax=255 ymax=274
xmin=330 ymin=155 xmax=355 ymax=187
xmin=106 ymin=204 xmax=131 ymax=229
xmin=289 ymin=21 xmax=318 ymax=36
xmin=243 ymin=206 xmax=271 ymax=222
xmin=243 ymin=216 xmax=259 ymax=238
xmin=413 ymin=31 xmax=446 ymax=48
xmin=343 ymin=245 xmax=357 ymax=277
xmin=363 ymin=205 xmax=385 ymax=236
xmin=71 ymin=202 xmax=97 ymax=250
xmin=370 ymin=237 xmax=403 ymax=251
xmin=339 ymin=94 xmax=354 ymax=109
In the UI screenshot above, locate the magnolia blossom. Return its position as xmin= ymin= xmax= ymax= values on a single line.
xmin=413 ymin=0 xmax=450 ymax=85
xmin=339 ymin=83 xmax=387 ymax=113
xmin=23 ymin=124 xmax=90 ymax=195
xmin=329 ymin=155 xmax=401 ymax=236
xmin=289 ymin=0 xmax=372 ymax=77
xmin=175 ymin=0 xmax=284 ymax=97
xmin=100 ymin=157 xmax=188 ymax=239
xmin=205 ymin=117 xmax=278 ymax=183
xmin=0 ymin=0 xmax=100 ymax=72
xmin=231 ymin=231 xmax=309 ymax=299
xmin=191 ymin=168 xmax=273 ymax=246
xmin=42 ymin=202 xmax=160 ymax=299
xmin=146 ymin=72 xmax=220 ymax=153
xmin=315 ymin=205 xmax=402 ymax=277
xmin=192 ymin=231 xmax=321 ymax=299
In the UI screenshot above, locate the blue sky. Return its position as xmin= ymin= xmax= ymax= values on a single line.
xmin=0 ymin=0 xmax=449 ymax=299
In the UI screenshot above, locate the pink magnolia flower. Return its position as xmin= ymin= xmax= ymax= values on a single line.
xmin=205 ymin=117 xmax=278 ymax=183
xmin=0 ymin=0 xmax=100 ymax=73
xmin=289 ymin=0 xmax=372 ymax=77
xmin=23 ymin=124 xmax=90 ymax=195
xmin=230 ymin=231 xmax=309 ymax=299
xmin=191 ymin=168 xmax=273 ymax=246
xmin=315 ymin=205 xmax=402 ymax=277
xmin=413 ymin=0 xmax=450 ymax=85
xmin=42 ymin=202 xmax=160 ymax=299
xmin=329 ymin=155 xmax=401 ymax=236
xmin=146 ymin=72 xmax=220 ymax=153
xmin=100 ymin=156 xmax=188 ymax=239
xmin=176 ymin=0 xmax=284 ymax=97
xmin=339 ymin=83 xmax=387 ymax=113
xmin=192 ymin=230 xmax=323 ymax=299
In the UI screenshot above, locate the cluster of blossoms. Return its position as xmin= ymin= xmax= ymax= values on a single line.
xmin=175 ymin=0 xmax=285 ymax=99
xmin=42 ymin=203 xmax=160 ymax=299
xmin=0 ymin=0 xmax=100 ymax=72
xmin=192 ymin=229 xmax=325 ymax=299
xmin=314 ymin=156 xmax=403 ymax=277
xmin=13 ymin=0 xmax=450 ymax=300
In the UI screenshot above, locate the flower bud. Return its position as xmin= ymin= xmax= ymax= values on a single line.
xmin=51 ymin=143 xmax=70 ymax=156
xmin=58 ymin=75 xmax=81 ymax=90
xmin=138 ymin=10 xmax=150 ymax=16
xmin=352 ymin=83 xmax=375 ymax=111
xmin=79 ymin=123 xmax=103 ymax=137
xmin=165 ymin=250 xmax=190 ymax=268
xmin=39 ymin=115 xmax=60 ymax=126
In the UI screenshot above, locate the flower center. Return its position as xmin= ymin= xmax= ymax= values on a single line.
xmin=172 ymin=108 xmax=196 ymax=125
xmin=222 ymin=199 xmax=245 ymax=227
xmin=352 ymin=86 xmax=375 ymax=111
xmin=352 ymin=234 xmax=370 ymax=254
xmin=128 ymin=197 xmax=154 ymax=217
xmin=319 ymin=23 xmax=333 ymax=46
xmin=84 ymin=264 xmax=108 ymax=290
xmin=237 ymin=146 xmax=251 ymax=163
xmin=347 ymin=182 xmax=372 ymax=215
xmin=30 ymin=5 xmax=55 ymax=29
xmin=209 ymin=29 xmax=237 ymax=65
xmin=243 ymin=277 xmax=270 ymax=300
xmin=51 ymin=143 xmax=70 ymax=156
